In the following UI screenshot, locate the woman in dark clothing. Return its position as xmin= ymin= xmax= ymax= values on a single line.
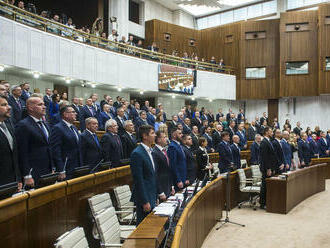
xmin=195 ymin=137 xmax=213 ymax=180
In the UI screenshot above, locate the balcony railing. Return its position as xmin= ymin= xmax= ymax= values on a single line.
xmin=0 ymin=0 xmax=235 ymax=75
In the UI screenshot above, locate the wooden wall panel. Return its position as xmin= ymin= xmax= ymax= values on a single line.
xmin=239 ymin=19 xmax=280 ymax=99
xmin=279 ymin=10 xmax=318 ymax=97
xmin=318 ymin=4 xmax=330 ymax=94
xmin=145 ymin=19 xmax=201 ymax=56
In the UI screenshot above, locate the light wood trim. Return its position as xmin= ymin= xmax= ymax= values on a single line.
xmin=66 ymin=174 xmax=95 ymax=195
xmin=0 ymin=193 xmax=28 ymax=222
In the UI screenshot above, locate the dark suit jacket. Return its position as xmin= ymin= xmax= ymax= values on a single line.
xmin=236 ymin=130 xmax=247 ymax=150
xmin=98 ymin=111 xmax=114 ymax=130
xmin=310 ymin=140 xmax=319 ymax=157
xmin=80 ymin=130 xmax=103 ymax=168
xmin=15 ymin=116 xmax=53 ymax=181
xmin=185 ymin=109 xmax=193 ymax=119
xmin=226 ymin=112 xmax=231 ymax=122
xmin=195 ymin=147 xmax=209 ymax=180
xmin=260 ymin=117 xmax=268 ymax=126
xmin=226 ymin=127 xmax=235 ymax=142
xmin=281 ymin=139 xmax=292 ymax=166
xmin=43 ymin=95 xmax=51 ymax=109
xmin=212 ymin=131 xmax=222 ymax=149
xmin=115 ymin=116 xmax=125 ymax=136
xmin=130 ymin=107 xmax=139 ymax=121
xmin=80 ymin=105 xmax=97 ymax=131
xmin=293 ymin=127 xmax=303 ymax=136
xmin=182 ymin=145 xmax=196 ymax=183
xmin=237 ymin=113 xmax=245 ymax=124
xmin=8 ymin=95 xmax=24 ymax=125
xmin=191 ymin=118 xmax=202 ymax=131
xmin=191 ymin=133 xmax=199 ymax=153
xmin=100 ymin=132 xmax=123 ymax=167
xmin=0 ymin=120 xmax=21 ymax=186
xmin=247 ymin=126 xmax=258 ymax=141
xmin=71 ymin=104 xmax=81 ymax=120
xmin=168 ymin=121 xmax=178 ymax=138
xmin=216 ymin=112 xmax=224 ymax=122
xmin=298 ymin=140 xmax=312 ymax=164
xmin=260 ymin=138 xmax=278 ymax=174
xmin=318 ymin=138 xmax=329 ymax=157
xmin=152 ymin=146 xmax=172 ymax=197
xmin=250 ymin=142 xmax=260 ymax=165
xmin=272 ymin=139 xmax=284 ymax=167
xmin=146 ymin=113 xmax=156 ymax=127
xmin=50 ymin=121 xmax=82 ymax=177
xmin=231 ymin=144 xmax=241 ymax=169
xmin=121 ymin=132 xmax=137 ymax=159
xmin=20 ymin=90 xmax=30 ymax=104
xmin=168 ymin=141 xmax=187 ymax=183
xmin=217 ymin=141 xmax=233 ymax=173
xmin=130 ymin=145 xmax=157 ymax=208
xmin=182 ymin=123 xmax=191 ymax=135
xmin=202 ymin=133 xmax=214 ymax=152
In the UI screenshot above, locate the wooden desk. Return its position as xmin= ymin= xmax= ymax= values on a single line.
xmin=123 ymin=213 xmax=168 ymax=248
xmin=266 ymin=163 xmax=327 ymax=214
xmin=311 ymin=157 xmax=330 ymax=179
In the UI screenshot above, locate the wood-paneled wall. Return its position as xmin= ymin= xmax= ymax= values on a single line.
xmin=279 ymin=10 xmax=318 ymax=97
xmin=318 ymin=4 xmax=330 ymax=94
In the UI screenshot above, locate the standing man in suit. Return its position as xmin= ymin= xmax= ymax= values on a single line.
xmin=237 ymin=108 xmax=245 ymax=124
xmin=141 ymin=100 xmax=150 ymax=112
xmin=250 ymin=134 xmax=261 ymax=165
xmin=130 ymin=102 xmax=140 ymax=122
xmin=236 ymin=123 xmax=247 ymax=150
xmin=81 ymin=117 xmax=103 ymax=169
xmin=168 ymin=115 xmax=178 ymax=138
xmin=71 ymin=97 xmax=81 ymax=121
xmin=182 ymin=134 xmax=197 ymax=184
xmin=168 ymin=127 xmax=187 ymax=190
xmin=8 ymin=85 xmax=24 ymax=125
xmin=231 ymin=135 xmax=241 ymax=169
xmin=15 ymin=96 xmax=53 ymax=187
xmin=318 ymin=131 xmax=329 ymax=157
xmin=298 ymin=132 xmax=313 ymax=167
xmin=90 ymin=93 xmax=100 ymax=117
xmin=182 ymin=118 xmax=192 ymax=135
xmin=50 ymin=106 xmax=82 ymax=180
xmin=135 ymin=111 xmax=149 ymax=137
xmin=20 ymin=82 xmax=31 ymax=104
xmin=247 ymin=121 xmax=258 ymax=141
xmin=190 ymin=125 xmax=199 ymax=153
xmin=152 ymin=131 xmax=173 ymax=202
xmin=98 ymin=104 xmax=114 ymax=130
xmin=43 ymin=88 xmax=52 ymax=119
xmin=281 ymin=131 xmax=292 ymax=172
xmin=80 ymin=98 xmax=97 ymax=131
xmin=226 ymin=120 xmax=236 ymax=143
xmin=216 ymin=108 xmax=224 ymax=122
xmin=310 ymin=133 xmax=319 ymax=158
xmin=115 ymin=107 xmax=126 ymax=136
xmin=185 ymin=105 xmax=193 ymax=119
xmin=202 ymin=126 xmax=215 ymax=153
xmin=147 ymin=108 xmax=156 ymax=127
xmin=113 ymin=96 xmax=122 ymax=109
xmin=0 ymin=96 xmax=22 ymax=191
xmin=121 ymin=120 xmax=137 ymax=159
xmin=293 ymin=121 xmax=303 ymax=136
xmin=259 ymin=127 xmax=278 ymax=209
xmin=100 ymin=119 xmax=124 ymax=167
xmin=212 ymin=124 xmax=223 ymax=149
xmin=217 ymin=131 xmax=234 ymax=173
xmin=156 ymin=103 xmax=167 ymax=122
xmin=191 ymin=112 xmax=202 ymax=131
xmin=260 ymin=112 xmax=268 ymax=127
xmin=272 ymin=129 xmax=285 ymax=173
xmin=130 ymin=125 xmax=157 ymax=225
xmin=226 ymin=108 xmax=233 ymax=122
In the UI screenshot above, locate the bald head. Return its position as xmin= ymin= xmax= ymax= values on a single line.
xmin=233 ymin=135 xmax=240 ymax=144
xmin=27 ymin=97 xmax=46 ymax=119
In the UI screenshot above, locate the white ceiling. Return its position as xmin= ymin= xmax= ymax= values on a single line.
xmin=153 ymin=0 xmax=262 ymax=17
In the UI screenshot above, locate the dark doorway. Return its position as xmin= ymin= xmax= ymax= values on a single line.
xmin=130 ymin=94 xmax=155 ymax=108
xmin=268 ymin=99 xmax=279 ymax=126
xmin=54 ymin=84 xmax=68 ymax=96
xmin=129 ymin=0 xmax=140 ymax=24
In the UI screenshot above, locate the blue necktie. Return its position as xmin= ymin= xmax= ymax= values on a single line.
xmin=37 ymin=121 xmax=49 ymax=141
xmin=93 ymin=133 xmax=100 ymax=147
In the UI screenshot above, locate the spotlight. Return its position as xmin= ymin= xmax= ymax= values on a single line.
xmin=32 ymin=71 xmax=40 ymax=78
xmin=209 ymin=99 xmax=213 ymax=102
xmin=0 ymin=65 xmax=5 ymax=72
xmin=172 ymin=95 xmax=176 ymax=99
xmin=191 ymin=97 xmax=195 ymax=101
xmin=139 ymin=91 xmax=144 ymax=95
xmin=118 ymin=87 xmax=122 ymax=92
xmin=65 ymin=77 xmax=71 ymax=84
xmin=91 ymin=84 xmax=96 ymax=88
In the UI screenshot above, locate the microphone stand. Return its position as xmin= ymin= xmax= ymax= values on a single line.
xmin=90 ymin=159 xmax=105 ymax=173
xmin=216 ymin=171 xmax=245 ymax=230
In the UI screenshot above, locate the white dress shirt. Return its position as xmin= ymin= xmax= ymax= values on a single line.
xmin=141 ymin=143 xmax=155 ymax=171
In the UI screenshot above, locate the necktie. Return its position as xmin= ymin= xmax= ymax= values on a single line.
xmin=89 ymin=107 xmax=94 ymax=116
xmin=162 ymin=148 xmax=169 ymax=165
xmin=37 ymin=121 xmax=49 ymax=141
xmin=70 ymin=126 xmax=79 ymax=142
xmin=93 ymin=133 xmax=100 ymax=147
xmin=0 ymin=122 xmax=13 ymax=150
xmin=16 ymin=99 xmax=21 ymax=109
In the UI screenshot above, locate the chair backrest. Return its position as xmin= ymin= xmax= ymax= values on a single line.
xmin=54 ymin=227 xmax=89 ymax=248
xmin=251 ymin=165 xmax=262 ymax=179
xmin=212 ymin=163 xmax=219 ymax=174
xmin=237 ymin=169 xmax=247 ymax=190
xmin=240 ymin=159 xmax=247 ymax=168
xmin=88 ymin=193 xmax=113 ymax=217
xmin=113 ymin=185 xmax=132 ymax=208
xmin=94 ymin=207 xmax=121 ymax=245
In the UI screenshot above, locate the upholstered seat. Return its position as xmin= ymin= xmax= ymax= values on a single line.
xmin=54 ymin=227 xmax=89 ymax=248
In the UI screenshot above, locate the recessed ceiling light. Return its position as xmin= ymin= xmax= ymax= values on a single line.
xmin=91 ymin=84 xmax=96 ymax=88
xmin=65 ymin=77 xmax=71 ymax=84
xmin=172 ymin=95 xmax=176 ymax=99
xmin=139 ymin=91 xmax=144 ymax=95
xmin=118 ymin=87 xmax=122 ymax=92
xmin=0 ymin=65 xmax=5 ymax=72
xmin=32 ymin=71 xmax=40 ymax=78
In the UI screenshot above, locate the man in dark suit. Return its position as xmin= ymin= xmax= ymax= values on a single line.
xmin=81 ymin=117 xmax=103 ymax=169
xmin=185 ymin=105 xmax=193 ymax=119
xmin=130 ymin=125 xmax=157 ymax=225
xmin=200 ymin=120 xmax=209 ymax=135
xmin=168 ymin=115 xmax=178 ymax=138
xmin=260 ymin=112 xmax=268 ymax=128
xmin=202 ymin=126 xmax=215 ymax=153
xmin=98 ymin=104 xmax=114 ymax=130
xmin=121 ymin=120 xmax=137 ymax=159
xmin=318 ymin=131 xmax=329 ymax=157
xmin=43 ymin=88 xmax=52 ymax=119
xmin=226 ymin=108 xmax=233 ymax=122
xmin=130 ymin=102 xmax=140 ymax=122
xmin=147 ymin=108 xmax=156 ymax=127
xmin=168 ymin=128 xmax=187 ymax=190
xmin=50 ymin=106 xmax=82 ymax=180
xmin=115 ymin=107 xmax=126 ymax=136
xmin=141 ymin=100 xmax=150 ymax=112
xmin=8 ymin=85 xmax=24 ymax=125
xmin=182 ymin=134 xmax=197 ymax=184
xmin=217 ymin=131 xmax=233 ymax=173
xmin=250 ymin=134 xmax=261 ymax=165
xmin=113 ymin=96 xmax=122 ymax=109
xmin=191 ymin=112 xmax=202 ymax=131
xmin=100 ymin=95 xmax=111 ymax=111
xmin=236 ymin=123 xmax=247 ymax=150
xmin=156 ymin=103 xmax=167 ymax=122
xmin=100 ymin=119 xmax=124 ymax=168
xmin=182 ymin=118 xmax=192 ymax=135
xmin=20 ymin=82 xmax=31 ymax=104
xmin=71 ymin=97 xmax=81 ymax=121
xmin=15 ymin=96 xmax=53 ymax=188
xmin=310 ymin=134 xmax=319 ymax=158
xmin=90 ymin=93 xmax=100 ymax=117
xmin=216 ymin=108 xmax=224 ymax=122
xmin=0 ymin=96 xmax=22 ymax=191
xmin=212 ymin=124 xmax=223 ymax=149
xmin=80 ymin=98 xmax=98 ymax=131
xmin=231 ymin=135 xmax=241 ymax=169
xmin=298 ymin=132 xmax=313 ymax=167
xmin=190 ymin=125 xmax=199 ymax=153
xmin=281 ymin=131 xmax=292 ymax=171
xmin=272 ymin=129 xmax=285 ymax=173
xmin=237 ymin=108 xmax=245 ymax=124
xmin=152 ymin=131 xmax=173 ymax=201
xmin=247 ymin=121 xmax=258 ymax=141
xmin=226 ymin=120 xmax=236 ymax=143
xmin=259 ymin=127 xmax=279 ymax=209
xmin=293 ymin=121 xmax=303 ymax=136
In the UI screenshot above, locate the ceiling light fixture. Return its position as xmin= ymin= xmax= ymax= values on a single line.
xmin=32 ymin=71 xmax=40 ymax=79
xmin=118 ymin=87 xmax=122 ymax=92
xmin=139 ymin=91 xmax=144 ymax=95
xmin=65 ymin=77 xmax=71 ymax=84
xmin=172 ymin=95 xmax=176 ymax=99
xmin=0 ymin=65 xmax=5 ymax=72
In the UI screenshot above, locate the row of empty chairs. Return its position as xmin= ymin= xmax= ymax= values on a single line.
xmin=54 ymin=185 xmax=136 ymax=248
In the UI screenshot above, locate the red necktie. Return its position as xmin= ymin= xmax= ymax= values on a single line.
xmin=162 ymin=148 xmax=169 ymax=166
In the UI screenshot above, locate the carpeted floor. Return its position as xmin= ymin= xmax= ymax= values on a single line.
xmin=201 ymin=180 xmax=330 ymax=248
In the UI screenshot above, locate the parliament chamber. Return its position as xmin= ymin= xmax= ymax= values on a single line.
xmin=1 ymin=0 xmax=330 ymax=247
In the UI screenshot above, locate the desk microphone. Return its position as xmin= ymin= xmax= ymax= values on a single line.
xmin=90 ymin=159 xmax=105 ymax=173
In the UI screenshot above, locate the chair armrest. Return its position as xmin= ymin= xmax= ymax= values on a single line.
xmin=120 ymin=227 xmax=135 ymax=231
xmin=119 ymin=206 xmax=136 ymax=209
xmin=103 ymin=243 xmax=122 ymax=248
xmin=115 ymin=210 xmax=132 ymax=214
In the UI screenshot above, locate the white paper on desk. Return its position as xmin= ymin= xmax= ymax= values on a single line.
xmin=154 ymin=206 xmax=176 ymax=217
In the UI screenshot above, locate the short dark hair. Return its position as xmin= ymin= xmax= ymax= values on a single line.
xmin=221 ymin=131 xmax=229 ymax=138
xmin=60 ymin=105 xmax=72 ymax=117
xmin=0 ymin=95 xmax=8 ymax=101
xmin=139 ymin=125 xmax=154 ymax=141
xmin=182 ymin=134 xmax=191 ymax=141
xmin=155 ymin=130 xmax=165 ymax=144
xmin=264 ymin=126 xmax=270 ymax=135
xmin=171 ymin=127 xmax=179 ymax=136
xmin=198 ymin=136 xmax=207 ymax=146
